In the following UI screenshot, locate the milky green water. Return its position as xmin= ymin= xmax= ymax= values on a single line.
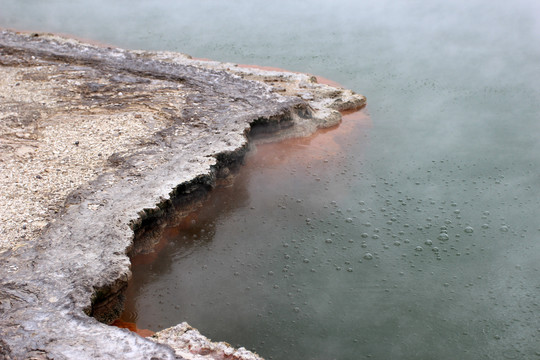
xmin=3 ymin=1 xmax=539 ymax=359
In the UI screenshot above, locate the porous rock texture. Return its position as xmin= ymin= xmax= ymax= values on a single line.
xmin=150 ymin=323 xmax=263 ymax=360
xmin=0 ymin=30 xmax=365 ymax=359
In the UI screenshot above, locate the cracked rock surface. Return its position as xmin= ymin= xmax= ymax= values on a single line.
xmin=0 ymin=30 xmax=365 ymax=359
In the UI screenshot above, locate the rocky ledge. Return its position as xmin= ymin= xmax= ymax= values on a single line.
xmin=0 ymin=30 xmax=365 ymax=359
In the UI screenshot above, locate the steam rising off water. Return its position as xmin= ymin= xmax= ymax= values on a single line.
xmin=2 ymin=0 xmax=539 ymax=359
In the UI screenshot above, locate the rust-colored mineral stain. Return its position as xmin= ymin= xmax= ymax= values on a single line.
xmin=129 ymin=212 xmax=204 ymax=266
xmin=111 ymin=318 xmax=155 ymax=337
xmin=126 ymin=63 xmax=368 ymax=271
xmin=130 ymin=235 xmax=169 ymax=267
xmin=249 ymin=109 xmax=370 ymax=168
xmin=128 ymin=107 xmax=369 ymax=268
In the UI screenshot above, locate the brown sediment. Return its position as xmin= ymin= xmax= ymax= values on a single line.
xmin=111 ymin=319 xmax=155 ymax=338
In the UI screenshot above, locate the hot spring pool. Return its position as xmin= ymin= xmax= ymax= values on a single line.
xmin=2 ymin=1 xmax=539 ymax=359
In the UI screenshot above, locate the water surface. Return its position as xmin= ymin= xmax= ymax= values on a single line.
xmin=2 ymin=1 xmax=539 ymax=359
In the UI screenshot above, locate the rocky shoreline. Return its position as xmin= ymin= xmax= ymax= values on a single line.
xmin=0 ymin=30 xmax=365 ymax=359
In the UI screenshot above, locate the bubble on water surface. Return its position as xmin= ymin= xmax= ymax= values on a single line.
xmin=464 ymin=226 xmax=474 ymax=233
xmin=500 ymin=225 xmax=509 ymax=232
xmin=363 ymin=253 xmax=374 ymax=260
xmin=425 ymin=239 xmax=433 ymax=245
xmin=438 ymin=233 xmax=450 ymax=241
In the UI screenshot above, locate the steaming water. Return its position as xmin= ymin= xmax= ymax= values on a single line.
xmin=3 ymin=1 xmax=539 ymax=359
